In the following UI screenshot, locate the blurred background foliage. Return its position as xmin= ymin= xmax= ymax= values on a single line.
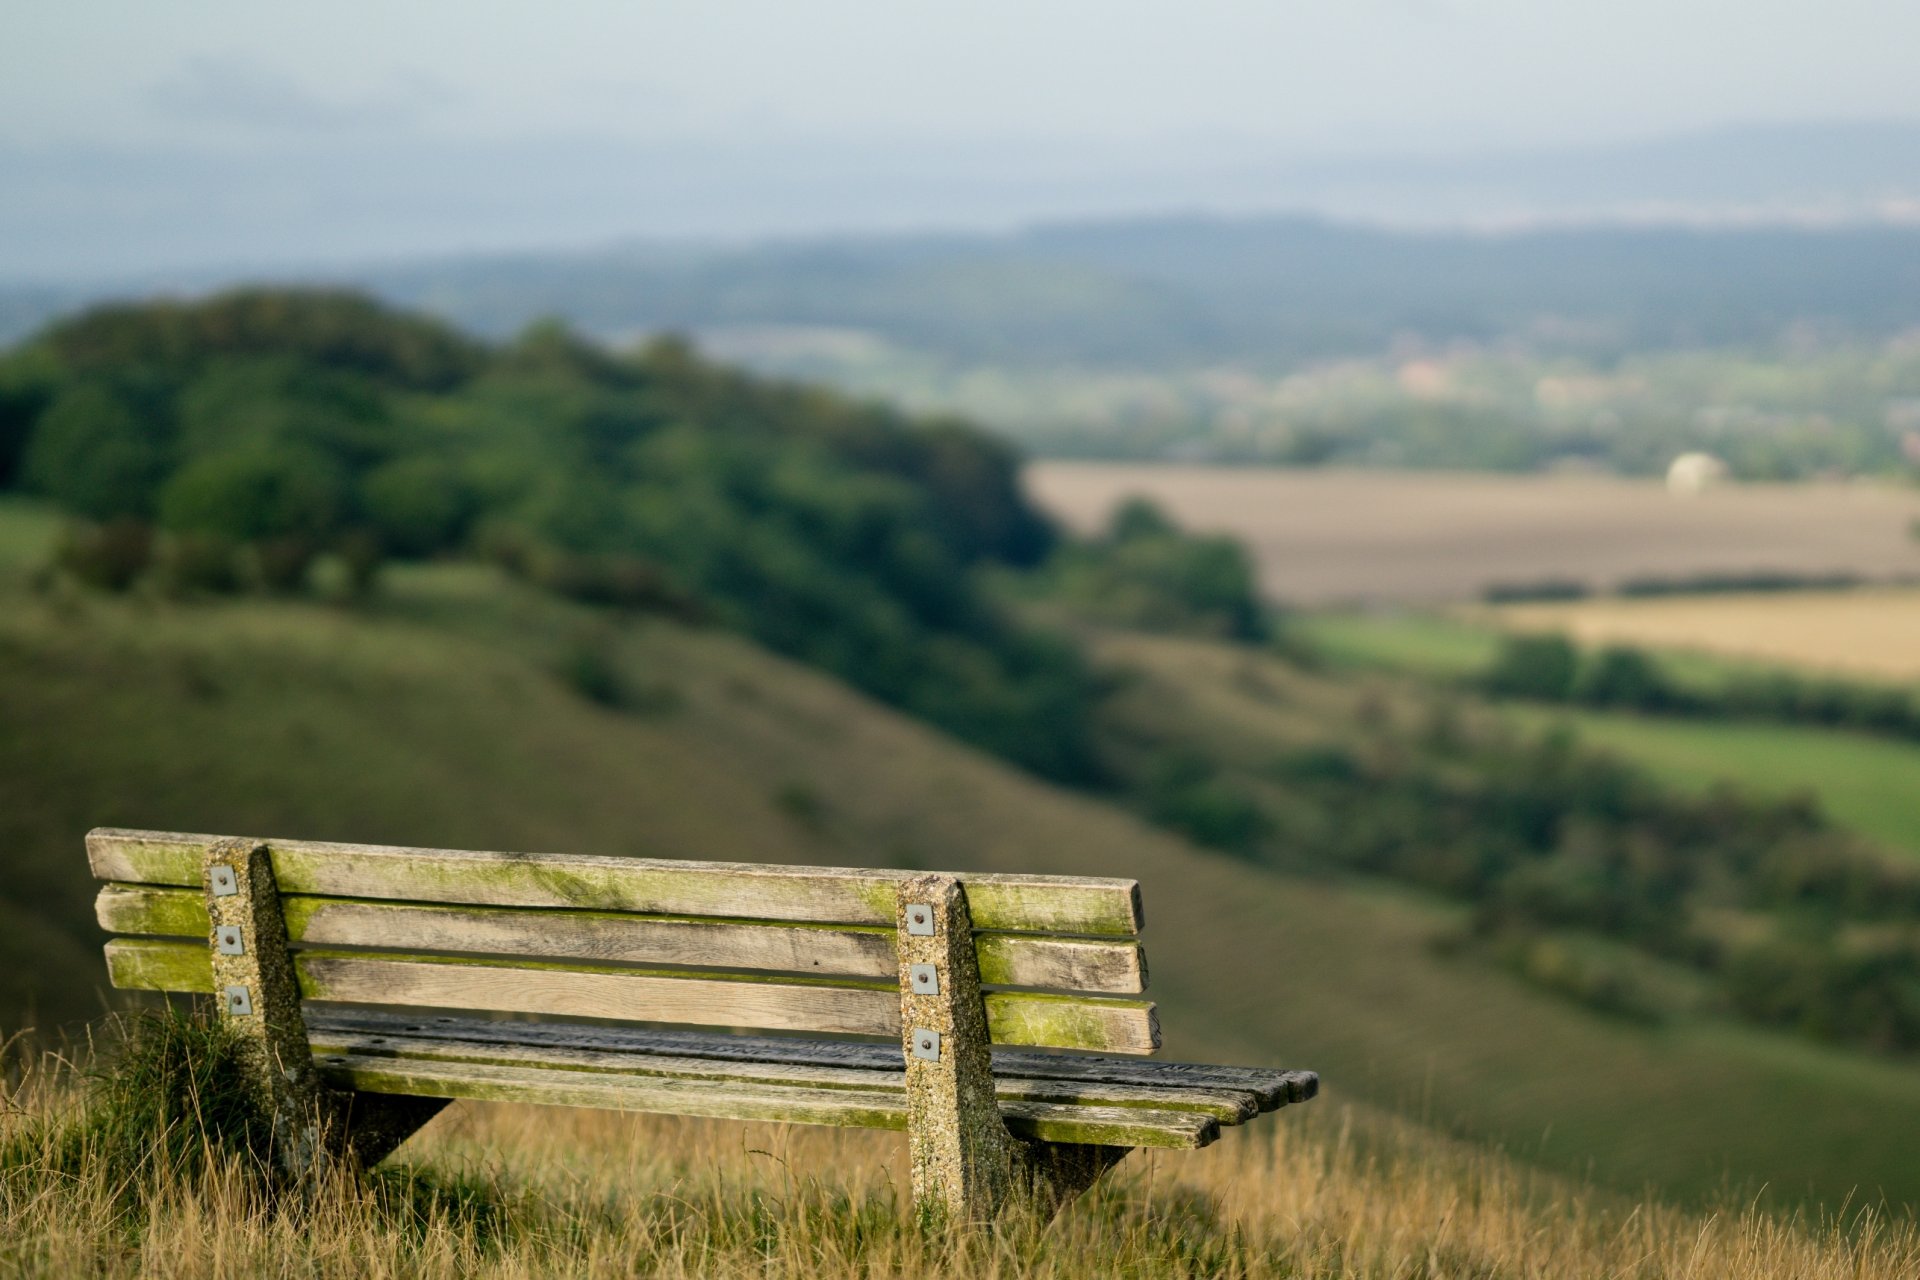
xmin=0 ymin=289 xmax=1270 ymax=784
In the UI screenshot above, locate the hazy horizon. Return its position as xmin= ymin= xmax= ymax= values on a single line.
xmin=7 ymin=2 xmax=1920 ymax=280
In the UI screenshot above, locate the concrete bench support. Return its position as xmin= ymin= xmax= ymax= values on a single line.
xmin=202 ymin=837 xmax=441 ymax=1185
xmin=896 ymin=873 xmax=1127 ymax=1225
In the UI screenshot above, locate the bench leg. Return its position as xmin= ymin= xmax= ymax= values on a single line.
xmin=896 ymin=874 xmax=1128 ymax=1226
xmin=1018 ymin=1140 xmax=1131 ymax=1214
xmin=203 ymin=838 xmax=439 ymax=1188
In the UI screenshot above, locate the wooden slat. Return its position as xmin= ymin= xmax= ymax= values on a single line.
xmin=330 ymin=1052 xmax=909 ymax=1131
xmin=304 ymin=1027 xmax=1260 ymax=1123
xmin=102 ymin=939 xmax=1161 ymax=1054
xmin=318 ymin=1053 xmax=1217 ymax=1148
xmin=311 ymin=1010 xmax=1316 ymax=1108
xmin=94 ymin=885 xmax=1148 ymax=994
xmin=302 ymin=952 xmax=898 ymax=1038
xmin=88 ymin=829 xmax=1143 ymax=936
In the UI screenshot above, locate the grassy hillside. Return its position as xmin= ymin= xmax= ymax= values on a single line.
xmin=9 ymin=501 xmax=1920 ymax=1211
xmin=7 ymin=1075 xmax=1918 ymax=1278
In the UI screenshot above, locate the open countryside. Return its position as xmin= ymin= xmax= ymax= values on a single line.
xmin=1028 ymin=463 xmax=1920 ymax=605
xmin=1300 ymin=605 xmax=1920 ymax=860
xmin=1496 ymin=588 xmax=1920 ymax=683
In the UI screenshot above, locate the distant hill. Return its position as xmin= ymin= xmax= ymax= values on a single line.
xmin=6 ymin=117 xmax=1920 ymax=282
xmin=362 ymin=216 xmax=1920 ymax=368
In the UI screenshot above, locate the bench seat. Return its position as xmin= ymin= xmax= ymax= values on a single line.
xmin=305 ymin=1009 xmax=1318 ymax=1150
xmin=89 ymin=827 xmax=1319 ymax=1221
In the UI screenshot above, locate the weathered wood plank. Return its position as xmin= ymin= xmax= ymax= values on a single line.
xmin=103 ymin=939 xmax=1160 ymax=1053
xmin=301 ymin=951 xmax=900 ymax=1037
xmin=325 ymin=1053 xmax=910 ymax=1131
xmin=316 ymin=1053 xmax=1215 ymax=1148
xmin=95 ymin=884 xmax=210 ymax=939
xmin=88 ymin=829 xmax=1144 ymax=937
xmin=302 ymin=1027 xmax=1259 ymax=1122
xmin=95 ymin=885 xmax=1148 ymax=994
xmin=309 ymin=1010 xmax=1313 ymax=1109
xmin=997 ymin=1101 xmax=1214 ymax=1150
xmin=106 ymin=935 xmax=211 ymax=991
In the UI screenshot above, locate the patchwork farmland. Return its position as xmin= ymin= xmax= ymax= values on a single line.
xmin=1027 ymin=463 xmax=1920 ymax=606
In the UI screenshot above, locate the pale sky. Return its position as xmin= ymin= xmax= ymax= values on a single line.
xmin=4 ymin=3 xmax=1920 ymax=279
xmin=6 ymin=1 xmax=1917 ymax=154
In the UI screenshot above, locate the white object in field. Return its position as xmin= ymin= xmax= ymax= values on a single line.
xmin=1666 ymin=451 xmax=1729 ymax=495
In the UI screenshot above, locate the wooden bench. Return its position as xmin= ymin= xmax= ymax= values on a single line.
xmin=90 ymin=827 xmax=1317 ymax=1221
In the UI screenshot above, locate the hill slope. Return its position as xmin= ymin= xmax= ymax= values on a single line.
xmin=6 ymin=501 xmax=1920 ymax=1211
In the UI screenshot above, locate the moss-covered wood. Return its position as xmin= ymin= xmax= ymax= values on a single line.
xmin=313 ymin=1053 xmax=1218 ymax=1147
xmin=88 ymin=825 xmax=1316 ymax=1216
xmin=104 ymin=937 xmax=1159 ymax=1051
xmin=89 ymin=828 xmax=1144 ymax=936
xmin=304 ymin=1026 xmax=1259 ymax=1121
xmin=96 ymin=883 xmax=1148 ymax=993
xmin=306 ymin=1010 xmax=1318 ymax=1110
xmin=323 ymin=1053 xmax=911 ymax=1131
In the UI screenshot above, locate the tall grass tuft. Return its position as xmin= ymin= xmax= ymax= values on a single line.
xmin=2 ymin=1010 xmax=277 ymax=1228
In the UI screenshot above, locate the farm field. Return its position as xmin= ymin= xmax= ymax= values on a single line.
xmin=1498 ymin=588 xmax=1920 ymax=683
xmin=1516 ymin=706 xmax=1920 ymax=861
xmin=1027 ymin=463 xmax=1920 ymax=605
xmin=1297 ymin=608 xmax=1920 ymax=861
xmin=8 ymin=502 xmax=1920 ymax=1209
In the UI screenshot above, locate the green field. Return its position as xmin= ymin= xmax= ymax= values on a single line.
xmin=1291 ymin=609 xmax=1502 ymax=679
xmin=11 ymin=499 xmax=1920 ymax=1211
xmin=1300 ymin=608 xmax=1920 ymax=861
xmin=1523 ymin=708 xmax=1920 ymax=861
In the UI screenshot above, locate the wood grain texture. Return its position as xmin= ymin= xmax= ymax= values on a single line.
xmin=103 ymin=939 xmax=1160 ymax=1052
xmin=302 ymin=1027 xmax=1259 ymax=1122
xmin=316 ymin=1053 xmax=1216 ymax=1148
xmin=88 ymin=829 xmax=1144 ymax=936
xmin=308 ymin=1010 xmax=1316 ymax=1109
xmin=95 ymin=885 xmax=1148 ymax=993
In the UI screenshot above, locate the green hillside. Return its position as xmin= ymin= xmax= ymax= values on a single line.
xmin=7 ymin=500 xmax=1920 ymax=1211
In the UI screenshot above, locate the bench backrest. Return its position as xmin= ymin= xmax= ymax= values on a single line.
xmin=91 ymin=828 xmax=1159 ymax=1055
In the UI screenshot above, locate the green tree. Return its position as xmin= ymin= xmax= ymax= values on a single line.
xmin=158 ymin=445 xmax=346 ymax=590
xmin=158 ymin=446 xmax=344 ymax=542
xmin=1575 ymin=645 xmax=1676 ymax=710
xmin=1484 ymin=633 xmax=1579 ymax=701
xmin=22 ymin=384 xmax=166 ymax=518
xmin=360 ymin=456 xmax=474 ymax=557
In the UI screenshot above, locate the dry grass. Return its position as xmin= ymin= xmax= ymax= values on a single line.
xmin=1493 ymin=588 xmax=1920 ymax=682
xmin=1026 ymin=464 xmax=1920 ymax=605
xmin=5 ymin=1050 xmax=1919 ymax=1280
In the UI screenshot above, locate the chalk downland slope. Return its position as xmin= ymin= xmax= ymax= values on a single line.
xmin=6 ymin=502 xmax=1920 ymax=1209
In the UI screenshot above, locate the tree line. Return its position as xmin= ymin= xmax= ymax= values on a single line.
xmin=1482 ymin=632 xmax=1920 ymax=746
